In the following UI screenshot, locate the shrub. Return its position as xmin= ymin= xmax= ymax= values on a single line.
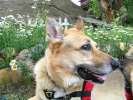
xmin=0 ymin=15 xmax=46 ymax=68
xmin=86 ymin=24 xmax=133 ymax=58
xmin=17 ymin=61 xmax=33 ymax=84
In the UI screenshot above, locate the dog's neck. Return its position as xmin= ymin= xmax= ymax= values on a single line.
xmin=45 ymin=66 xmax=83 ymax=98
xmin=45 ymin=50 xmax=83 ymax=98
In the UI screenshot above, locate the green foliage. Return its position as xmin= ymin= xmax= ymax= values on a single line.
xmin=17 ymin=62 xmax=33 ymax=84
xmin=86 ymin=24 xmax=133 ymax=58
xmin=123 ymin=0 xmax=133 ymax=24
xmin=0 ymin=16 xmax=45 ymax=51
xmin=30 ymin=38 xmax=47 ymax=61
xmin=89 ymin=0 xmax=100 ymax=17
xmin=0 ymin=47 xmax=16 ymax=68
xmin=0 ymin=16 xmax=45 ymax=68
xmin=124 ymin=0 xmax=133 ymax=14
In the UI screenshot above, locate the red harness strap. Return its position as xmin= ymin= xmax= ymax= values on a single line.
xmin=82 ymin=81 xmax=94 ymax=100
xmin=81 ymin=81 xmax=133 ymax=100
xmin=125 ymin=89 xmax=133 ymax=100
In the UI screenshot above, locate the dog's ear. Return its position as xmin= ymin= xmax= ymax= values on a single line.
xmin=46 ymin=18 xmax=63 ymax=42
xmin=74 ymin=16 xmax=84 ymax=31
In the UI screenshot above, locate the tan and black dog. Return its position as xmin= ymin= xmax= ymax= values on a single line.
xmin=29 ymin=17 xmax=120 ymax=100
xmin=122 ymin=46 xmax=133 ymax=95
xmin=90 ymin=46 xmax=133 ymax=100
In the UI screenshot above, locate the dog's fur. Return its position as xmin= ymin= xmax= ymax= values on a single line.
xmin=124 ymin=46 xmax=133 ymax=94
xmin=91 ymin=46 xmax=133 ymax=100
xmin=29 ymin=18 xmax=120 ymax=100
xmin=91 ymin=69 xmax=126 ymax=100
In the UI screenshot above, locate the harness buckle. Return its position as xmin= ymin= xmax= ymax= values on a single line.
xmin=44 ymin=89 xmax=55 ymax=99
xmin=64 ymin=95 xmax=71 ymax=100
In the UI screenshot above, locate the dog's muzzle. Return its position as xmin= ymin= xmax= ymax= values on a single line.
xmin=76 ymin=59 xmax=121 ymax=84
xmin=76 ymin=64 xmax=106 ymax=84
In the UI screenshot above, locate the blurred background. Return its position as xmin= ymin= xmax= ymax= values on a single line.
xmin=0 ymin=0 xmax=133 ymax=99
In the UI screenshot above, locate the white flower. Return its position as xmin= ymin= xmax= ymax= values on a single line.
xmin=95 ymin=29 xmax=98 ymax=31
xmin=20 ymin=29 xmax=26 ymax=33
xmin=16 ymin=14 xmax=23 ymax=19
xmin=118 ymin=30 xmax=126 ymax=33
xmin=98 ymin=31 xmax=104 ymax=33
xmin=31 ymin=5 xmax=36 ymax=9
xmin=106 ymin=45 xmax=111 ymax=52
xmin=113 ymin=38 xmax=117 ymax=40
xmin=27 ymin=30 xmax=32 ymax=36
xmin=6 ymin=15 xmax=16 ymax=20
xmin=127 ymin=34 xmax=133 ymax=36
xmin=9 ymin=9 xmax=13 ymax=12
xmin=119 ymin=42 xmax=125 ymax=51
xmin=1 ymin=17 xmax=5 ymax=20
xmin=45 ymin=0 xmax=51 ymax=1
xmin=10 ymin=59 xmax=18 ymax=71
xmin=0 ymin=22 xmax=4 ymax=27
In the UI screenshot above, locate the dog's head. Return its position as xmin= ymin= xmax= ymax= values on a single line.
xmin=46 ymin=17 xmax=120 ymax=84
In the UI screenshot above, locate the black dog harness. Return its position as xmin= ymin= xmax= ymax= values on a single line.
xmin=44 ymin=81 xmax=93 ymax=100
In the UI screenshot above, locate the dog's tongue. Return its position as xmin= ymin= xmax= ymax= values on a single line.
xmin=94 ymin=74 xmax=108 ymax=80
xmin=98 ymin=75 xmax=107 ymax=80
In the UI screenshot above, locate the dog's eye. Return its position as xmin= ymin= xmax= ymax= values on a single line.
xmin=81 ymin=44 xmax=91 ymax=51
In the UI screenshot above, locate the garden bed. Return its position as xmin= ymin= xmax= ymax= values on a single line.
xmin=0 ymin=12 xmax=133 ymax=99
xmin=0 ymin=83 xmax=35 ymax=100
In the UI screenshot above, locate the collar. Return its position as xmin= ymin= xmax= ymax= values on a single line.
xmin=44 ymin=81 xmax=94 ymax=100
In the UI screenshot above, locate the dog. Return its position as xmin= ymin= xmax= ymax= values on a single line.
xmin=28 ymin=17 xmax=120 ymax=100
xmin=90 ymin=46 xmax=133 ymax=100
xmin=122 ymin=46 xmax=133 ymax=95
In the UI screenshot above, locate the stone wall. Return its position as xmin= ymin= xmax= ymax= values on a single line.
xmin=47 ymin=0 xmax=87 ymax=17
xmin=0 ymin=0 xmax=34 ymax=17
xmin=0 ymin=0 xmax=87 ymax=18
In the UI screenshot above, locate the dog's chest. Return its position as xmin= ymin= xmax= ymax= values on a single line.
xmin=92 ymin=70 xmax=126 ymax=100
xmin=71 ymin=97 xmax=81 ymax=100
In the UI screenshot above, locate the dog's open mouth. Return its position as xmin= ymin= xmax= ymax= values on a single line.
xmin=93 ymin=74 xmax=107 ymax=80
xmin=77 ymin=65 xmax=108 ymax=84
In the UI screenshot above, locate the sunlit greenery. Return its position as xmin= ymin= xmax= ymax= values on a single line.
xmin=0 ymin=16 xmax=45 ymax=68
xmin=86 ymin=24 xmax=133 ymax=58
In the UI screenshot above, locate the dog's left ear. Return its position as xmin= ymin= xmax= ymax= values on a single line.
xmin=74 ymin=16 xmax=84 ymax=31
xmin=46 ymin=18 xmax=64 ymax=52
xmin=46 ymin=18 xmax=63 ymax=42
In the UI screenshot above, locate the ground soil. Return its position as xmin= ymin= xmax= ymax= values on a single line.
xmin=0 ymin=82 xmax=35 ymax=100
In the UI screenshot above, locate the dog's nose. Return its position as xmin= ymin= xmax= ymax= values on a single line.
xmin=111 ymin=59 xmax=121 ymax=70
